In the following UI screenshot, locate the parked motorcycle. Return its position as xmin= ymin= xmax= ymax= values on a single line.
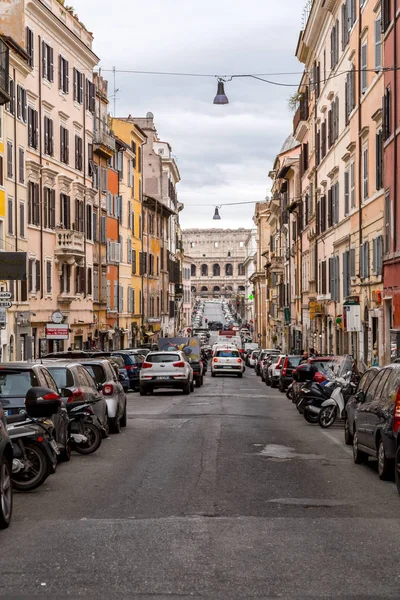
xmin=67 ymin=403 xmax=102 ymax=455
xmin=286 ymin=383 xmax=293 ymax=400
xmin=318 ymin=374 xmax=356 ymax=428
xmin=300 ymin=380 xmax=336 ymax=423
xmin=7 ymin=387 xmax=62 ymax=491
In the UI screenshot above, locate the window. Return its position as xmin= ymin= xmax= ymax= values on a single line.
xmin=75 ymin=265 xmax=85 ymax=294
xmin=60 ymin=194 xmax=71 ymax=229
xmin=372 ymin=236 xmax=383 ymax=276
xmin=363 ymin=145 xmax=368 ymax=200
xmin=16 ymin=85 xmax=27 ymax=122
xmin=344 ymin=170 xmax=349 ymax=216
xmin=329 ymin=255 xmax=340 ymax=301
xmin=43 ymin=187 xmax=55 ymax=229
xmin=330 ymin=19 xmax=339 ymax=69
xmin=328 ymin=182 xmax=339 ymax=226
xmin=28 ymin=259 xmax=41 ymax=294
xmin=18 ymin=148 xmax=24 ymax=184
xmin=93 ymin=269 xmax=99 ymax=302
xmin=86 ymin=205 xmax=92 ymax=240
xmin=87 ymin=267 xmax=92 ymax=296
xmin=44 ymin=116 xmax=53 ymax=156
xmin=214 ymin=242 xmax=219 ymax=248
xmin=101 ymin=168 xmax=107 ymax=193
xmin=6 ymin=79 xmax=15 ymax=115
xmin=60 ymin=126 xmax=69 ymax=164
xmin=384 ymin=192 xmax=391 ymax=254
xmin=383 ymin=86 xmax=392 ymax=140
xmin=100 ymin=215 xmax=106 ymax=243
xmin=73 ymin=68 xmax=84 ymax=104
xmin=341 ymin=2 xmax=349 ymax=49
xmin=42 ymin=42 xmax=54 ymax=82
xmin=26 ymin=27 xmax=34 ymax=68
xmin=92 ymin=211 xmax=98 ymax=242
xmin=382 ymin=0 xmax=391 ymax=32
xmin=319 ymin=260 xmax=327 ymax=295
xmin=28 ymin=181 xmax=40 ymax=225
xmin=375 ymin=16 xmax=382 ymax=70
xmin=74 ymin=199 xmax=84 ymax=232
xmin=7 ymin=141 xmax=13 ymax=179
xmin=75 ymin=135 xmax=83 ymax=170
xmin=58 ymin=55 xmax=69 ymax=93
xmin=345 ymin=66 xmax=355 ymax=123
xmin=132 ymin=249 xmax=137 ymax=274
xmin=361 ymin=42 xmax=367 ymax=93
xmin=28 ymin=107 xmax=38 ymax=149
xmin=7 ymin=197 xmax=13 ymax=235
xmin=360 ymin=240 xmax=370 ymax=278
xmin=342 ymin=250 xmax=351 ymax=298
xmin=0 ymin=156 xmax=3 ymax=187
xmin=376 ymin=130 xmax=383 ymax=190
xmin=19 ymin=202 xmax=25 ymax=238
xmin=46 ymin=261 xmax=52 ymax=294
xmin=350 ymin=160 xmax=355 ymax=208
xmin=60 ymin=263 xmax=71 ymax=294
xmin=85 ymin=80 xmax=95 ymax=113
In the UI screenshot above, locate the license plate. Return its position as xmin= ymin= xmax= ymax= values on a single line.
xmin=50 ymin=439 xmax=60 ymax=454
xmin=4 ymin=409 xmax=10 ymax=416
xmin=157 ymin=376 xmax=170 ymax=380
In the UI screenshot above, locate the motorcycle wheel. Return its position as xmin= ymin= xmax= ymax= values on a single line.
xmin=318 ymin=406 xmax=337 ymax=428
xmin=74 ymin=423 xmax=102 ymax=455
xmin=286 ymin=388 xmax=293 ymax=400
xmin=303 ymin=409 xmax=319 ymax=424
xmin=12 ymin=442 xmax=50 ymax=492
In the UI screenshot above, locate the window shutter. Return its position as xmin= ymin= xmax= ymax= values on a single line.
xmin=119 ymin=286 xmax=124 ymax=314
xmin=50 ymin=189 xmax=55 ymax=228
xmin=329 ymin=257 xmax=334 ymax=296
xmin=328 ymin=188 xmax=333 ymax=227
xmin=35 ymin=259 xmax=40 ymax=293
xmin=118 ymin=195 xmax=123 ymax=223
xmin=375 ymin=17 xmax=382 ymax=69
xmin=316 ymin=201 xmax=320 ymax=235
xmin=364 ymin=241 xmax=369 ymax=277
xmin=350 ymin=248 xmax=356 ymax=278
xmin=49 ymin=46 xmax=54 ymax=82
xmin=335 ymin=256 xmax=340 ymax=302
xmin=377 ymin=235 xmax=383 ymax=276
xmin=360 ymin=243 xmax=364 ymax=278
xmin=361 ymin=44 xmax=367 ymax=91
xmin=344 ymin=171 xmax=349 ymax=215
xmin=322 ymin=260 xmax=327 ymax=295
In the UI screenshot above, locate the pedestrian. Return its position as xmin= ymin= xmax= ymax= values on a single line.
xmin=299 ymin=350 xmax=309 ymax=364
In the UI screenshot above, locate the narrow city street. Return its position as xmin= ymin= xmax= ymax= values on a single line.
xmin=2 ymin=368 xmax=400 ymax=598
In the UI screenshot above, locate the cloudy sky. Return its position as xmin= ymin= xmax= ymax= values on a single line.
xmin=73 ymin=0 xmax=304 ymax=229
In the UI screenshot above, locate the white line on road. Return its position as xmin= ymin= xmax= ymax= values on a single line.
xmin=322 ymin=430 xmax=352 ymax=455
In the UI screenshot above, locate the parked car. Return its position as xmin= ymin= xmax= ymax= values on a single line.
xmin=345 ymin=367 xmax=381 ymax=446
xmin=189 ymin=358 xmax=204 ymax=387
xmin=139 ymin=351 xmax=194 ymax=395
xmin=78 ymin=359 xmax=127 ymax=433
xmin=107 ymin=355 xmax=130 ymax=393
xmin=351 ymin=364 xmax=400 ymax=486
xmin=42 ymin=361 xmax=109 ymax=436
xmin=211 ymin=348 xmax=244 ymax=378
xmin=0 ymin=362 xmax=70 ymax=460
xmin=278 ymin=355 xmax=302 ymax=392
xmin=248 ymin=350 xmax=260 ymax=368
xmin=267 ymin=355 xmax=286 ymax=387
xmin=111 ymin=351 xmax=145 ymax=391
xmin=0 ymin=400 xmax=13 ymax=528
xmin=262 ymin=353 xmax=282 ymax=384
xmin=256 ymin=350 xmax=278 ymax=376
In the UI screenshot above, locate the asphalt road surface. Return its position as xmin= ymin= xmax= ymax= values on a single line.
xmin=3 ymin=368 xmax=400 ymax=598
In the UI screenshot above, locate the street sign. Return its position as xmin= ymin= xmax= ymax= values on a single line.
xmin=0 ymin=301 xmax=12 ymax=308
xmin=0 ymin=292 xmax=12 ymax=300
xmin=45 ymin=324 xmax=69 ymax=340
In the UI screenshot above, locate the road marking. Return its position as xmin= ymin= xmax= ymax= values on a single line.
xmin=322 ymin=431 xmax=352 ymax=455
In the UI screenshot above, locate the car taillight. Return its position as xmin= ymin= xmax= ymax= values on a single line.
xmin=237 ymin=358 xmax=242 ymax=363
xmin=173 ymin=361 xmax=185 ymax=367
xmin=213 ymin=358 xmax=218 ymax=362
xmin=126 ymin=364 xmax=139 ymax=371
xmin=281 ymin=368 xmax=287 ymax=376
xmin=314 ymin=372 xmax=326 ymax=383
xmin=142 ymin=362 xmax=152 ymax=369
xmin=394 ymin=390 xmax=400 ymax=433
xmin=103 ymin=384 xmax=114 ymax=396
xmin=277 ymin=357 xmax=283 ymax=368
xmin=67 ymin=388 xmax=84 ymax=403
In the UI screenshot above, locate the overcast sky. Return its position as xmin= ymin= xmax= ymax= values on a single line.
xmin=73 ymin=0 xmax=304 ymax=229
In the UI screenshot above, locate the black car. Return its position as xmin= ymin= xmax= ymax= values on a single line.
xmin=0 ymin=401 xmax=13 ymax=528
xmin=0 ymin=363 xmax=70 ymax=461
xmin=112 ymin=351 xmax=144 ymax=391
xmin=351 ymin=364 xmax=400 ymax=486
xmin=345 ymin=366 xmax=381 ymax=446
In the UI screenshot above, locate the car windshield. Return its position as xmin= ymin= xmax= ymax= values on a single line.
xmin=0 ymin=371 xmax=37 ymax=397
xmin=147 ymin=354 xmax=181 ymax=363
xmin=83 ymin=364 xmax=106 ymax=383
xmin=216 ymin=350 xmax=240 ymax=357
xmin=46 ymin=367 xmax=74 ymax=388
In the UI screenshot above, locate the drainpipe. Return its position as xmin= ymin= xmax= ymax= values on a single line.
xmin=117 ymin=157 xmax=120 ymax=349
xmin=357 ymin=0 xmax=363 ymax=361
xmin=393 ymin=10 xmax=398 ymax=252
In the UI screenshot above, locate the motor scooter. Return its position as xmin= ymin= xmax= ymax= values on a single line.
xmin=318 ymin=374 xmax=356 ymax=428
xmin=67 ymin=403 xmax=103 ymax=455
xmin=300 ymin=380 xmax=336 ymax=423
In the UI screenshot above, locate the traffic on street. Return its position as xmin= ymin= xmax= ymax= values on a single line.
xmin=2 ymin=299 xmax=400 ymax=598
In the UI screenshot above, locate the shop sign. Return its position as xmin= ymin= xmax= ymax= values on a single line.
xmin=309 ymin=301 xmax=323 ymax=319
xmin=45 ymin=324 xmax=69 ymax=340
xmin=0 ymin=252 xmax=27 ymax=280
xmin=345 ymin=304 xmax=362 ymax=332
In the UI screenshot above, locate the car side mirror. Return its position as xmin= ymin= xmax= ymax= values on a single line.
xmin=357 ymin=390 xmax=365 ymax=403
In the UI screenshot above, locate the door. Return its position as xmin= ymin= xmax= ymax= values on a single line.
xmin=356 ymin=369 xmax=388 ymax=448
xmin=348 ymin=369 xmax=379 ymax=436
xmin=362 ymin=369 xmax=391 ymax=452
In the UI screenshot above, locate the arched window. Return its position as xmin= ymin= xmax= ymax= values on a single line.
xmin=238 ymin=285 xmax=245 ymax=292
xmin=238 ymin=263 xmax=245 ymax=276
xmin=201 ymin=286 xmax=208 ymax=292
xmin=226 ymin=285 xmax=233 ymax=291
xmin=213 ymin=263 xmax=220 ymax=277
xmin=201 ymin=264 xmax=208 ymax=276
xmin=225 ymin=263 xmax=233 ymax=276
xmin=191 ymin=264 xmax=196 ymax=277
xmin=191 ymin=285 xmax=197 ymax=294
xmin=213 ymin=286 xmax=220 ymax=292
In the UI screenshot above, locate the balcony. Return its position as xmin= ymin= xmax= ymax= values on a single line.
xmin=0 ymin=39 xmax=10 ymax=106
xmin=270 ymin=254 xmax=284 ymax=273
xmin=93 ymin=129 xmax=116 ymax=159
xmin=57 ymin=293 xmax=76 ymax=305
xmin=55 ymin=228 xmax=85 ymax=260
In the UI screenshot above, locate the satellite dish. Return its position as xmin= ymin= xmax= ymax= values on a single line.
xmin=146 ymin=111 xmax=154 ymax=119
